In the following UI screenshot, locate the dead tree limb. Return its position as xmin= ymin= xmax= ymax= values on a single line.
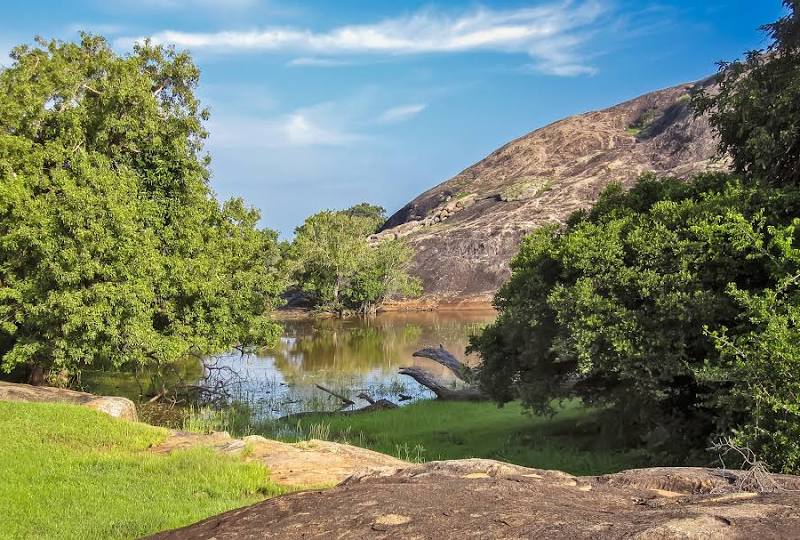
xmin=399 ymin=346 xmax=488 ymax=401
xmin=315 ymin=384 xmax=355 ymax=407
xmin=398 ymin=367 xmax=486 ymax=401
xmin=412 ymin=346 xmax=471 ymax=380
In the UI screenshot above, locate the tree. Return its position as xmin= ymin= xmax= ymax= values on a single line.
xmin=342 ymin=203 xmax=387 ymax=232
xmin=289 ymin=208 xmax=420 ymax=315
xmin=0 ymin=35 xmax=285 ymax=384
xmin=472 ymin=2 xmax=800 ymax=471
xmin=693 ymin=0 xmax=800 ymax=191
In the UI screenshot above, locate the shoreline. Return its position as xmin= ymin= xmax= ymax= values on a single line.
xmin=274 ymin=297 xmax=495 ymax=320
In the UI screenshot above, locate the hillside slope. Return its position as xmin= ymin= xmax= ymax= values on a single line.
xmin=376 ymin=78 xmax=724 ymax=305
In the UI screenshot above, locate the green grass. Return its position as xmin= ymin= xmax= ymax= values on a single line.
xmin=0 ymin=402 xmax=282 ymax=539
xmin=271 ymin=400 xmax=648 ymax=476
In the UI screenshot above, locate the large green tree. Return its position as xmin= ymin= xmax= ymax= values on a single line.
xmin=289 ymin=207 xmax=420 ymax=314
xmin=0 ymin=35 xmax=285 ymax=384
xmin=472 ymin=2 xmax=800 ymax=471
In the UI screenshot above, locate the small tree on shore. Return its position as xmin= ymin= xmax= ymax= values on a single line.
xmin=289 ymin=207 xmax=421 ymax=315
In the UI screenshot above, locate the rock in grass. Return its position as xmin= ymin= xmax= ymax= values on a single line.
xmin=0 ymin=381 xmax=137 ymax=421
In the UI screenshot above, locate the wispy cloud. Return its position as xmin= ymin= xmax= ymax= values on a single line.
xmin=282 ymin=111 xmax=364 ymax=146
xmin=117 ymin=1 xmax=613 ymax=76
xmin=378 ymin=103 xmax=427 ymax=124
xmin=287 ymin=57 xmax=352 ymax=67
xmin=209 ymin=100 xmax=367 ymax=149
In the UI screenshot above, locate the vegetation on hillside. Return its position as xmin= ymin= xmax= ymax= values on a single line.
xmin=0 ymin=402 xmax=282 ymax=539
xmin=288 ymin=204 xmax=421 ymax=315
xmin=0 ymin=36 xmax=286 ymax=386
xmin=472 ymin=2 xmax=800 ymax=472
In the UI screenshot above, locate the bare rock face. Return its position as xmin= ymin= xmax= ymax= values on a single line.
xmin=0 ymin=381 xmax=137 ymax=421
xmin=377 ymin=78 xmax=724 ymax=304
xmin=150 ymin=459 xmax=800 ymax=539
xmin=151 ymin=431 xmax=406 ymax=487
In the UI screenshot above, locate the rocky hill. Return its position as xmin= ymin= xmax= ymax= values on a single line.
xmin=376 ymin=78 xmax=725 ymax=306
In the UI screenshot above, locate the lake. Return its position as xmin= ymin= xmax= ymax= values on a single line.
xmin=207 ymin=310 xmax=496 ymax=417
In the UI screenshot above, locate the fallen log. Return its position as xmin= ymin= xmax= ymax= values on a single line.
xmin=398 ymin=367 xmax=487 ymax=401
xmin=412 ymin=346 xmax=471 ymax=381
xmin=315 ymin=384 xmax=355 ymax=408
xmin=400 ymin=346 xmax=488 ymax=401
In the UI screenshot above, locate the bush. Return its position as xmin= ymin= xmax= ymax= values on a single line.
xmin=471 ymin=173 xmax=800 ymax=469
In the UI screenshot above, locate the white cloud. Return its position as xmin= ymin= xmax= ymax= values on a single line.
xmin=287 ymin=57 xmax=352 ymax=67
xmin=282 ymin=112 xmax=363 ymax=146
xmin=209 ymin=101 xmax=366 ymax=149
xmin=378 ymin=103 xmax=426 ymax=124
xmin=117 ymin=1 xmax=612 ymax=76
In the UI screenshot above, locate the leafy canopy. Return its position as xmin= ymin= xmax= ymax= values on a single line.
xmin=289 ymin=206 xmax=420 ymax=314
xmin=0 ymin=35 xmax=285 ymax=382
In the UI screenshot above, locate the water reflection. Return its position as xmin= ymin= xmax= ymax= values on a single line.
xmin=213 ymin=311 xmax=495 ymax=417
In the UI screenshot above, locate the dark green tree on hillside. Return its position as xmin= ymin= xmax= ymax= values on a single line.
xmin=288 ymin=207 xmax=421 ymax=315
xmin=694 ymin=0 xmax=800 ymax=189
xmin=0 ymin=35 xmax=285 ymax=385
xmin=342 ymin=202 xmax=387 ymax=231
xmin=472 ymin=2 xmax=800 ymax=472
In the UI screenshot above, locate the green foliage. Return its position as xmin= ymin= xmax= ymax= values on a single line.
xmin=288 ymin=207 xmax=421 ymax=314
xmin=0 ymin=35 xmax=285 ymax=381
xmin=341 ymin=202 xmax=387 ymax=232
xmin=473 ymin=173 xmax=800 ymax=468
xmin=693 ymin=0 xmax=800 ymax=189
xmin=0 ymin=401 xmax=282 ymax=539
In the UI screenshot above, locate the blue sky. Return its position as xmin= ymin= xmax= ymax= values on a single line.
xmin=1 ymin=1 xmax=786 ymax=236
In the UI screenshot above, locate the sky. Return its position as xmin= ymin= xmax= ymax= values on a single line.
xmin=0 ymin=0 xmax=787 ymax=237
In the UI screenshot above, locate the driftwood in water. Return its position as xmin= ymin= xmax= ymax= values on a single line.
xmin=412 ymin=346 xmax=471 ymax=380
xmin=398 ymin=367 xmax=486 ymax=401
xmin=356 ymin=392 xmax=399 ymax=410
xmin=399 ymin=346 xmax=488 ymax=401
xmin=315 ymin=384 xmax=355 ymax=408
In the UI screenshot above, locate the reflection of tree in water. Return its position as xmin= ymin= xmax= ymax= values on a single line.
xmin=201 ymin=311 xmax=496 ymax=416
xmin=270 ymin=312 xmax=494 ymax=385
xmin=271 ymin=319 xmax=424 ymax=381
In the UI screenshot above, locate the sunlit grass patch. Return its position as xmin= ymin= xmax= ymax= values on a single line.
xmin=269 ymin=400 xmax=648 ymax=476
xmin=0 ymin=402 xmax=282 ymax=539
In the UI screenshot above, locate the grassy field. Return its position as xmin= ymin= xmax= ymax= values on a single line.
xmin=0 ymin=402 xmax=282 ymax=539
xmin=269 ymin=400 xmax=648 ymax=476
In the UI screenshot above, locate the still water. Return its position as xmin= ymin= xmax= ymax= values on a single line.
xmin=209 ymin=310 xmax=496 ymax=417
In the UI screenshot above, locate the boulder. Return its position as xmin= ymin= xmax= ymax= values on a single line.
xmin=0 ymin=381 xmax=137 ymax=421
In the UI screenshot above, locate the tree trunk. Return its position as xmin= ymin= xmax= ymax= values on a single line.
xmin=399 ymin=347 xmax=488 ymax=401
xmin=28 ymin=364 xmax=45 ymax=386
xmin=398 ymin=367 xmax=487 ymax=401
xmin=412 ymin=346 xmax=471 ymax=380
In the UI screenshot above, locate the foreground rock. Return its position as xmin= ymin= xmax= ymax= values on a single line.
xmin=0 ymin=381 xmax=137 ymax=421
xmin=151 ymin=431 xmax=406 ymax=487
xmin=377 ymin=78 xmax=724 ymax=304
xmin=151 ymin=459 xmax=800 ymax=539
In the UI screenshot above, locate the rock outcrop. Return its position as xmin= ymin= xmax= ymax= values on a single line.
xmin=0 ymin=380 xmax=137 ymax=421
xmin=151 ymin=431 xmax=407 ymax=487
xmin=150 ymin=459 xmax=800 ymax=539
xmin=377 ymin=78 xmax=725 ymax=305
